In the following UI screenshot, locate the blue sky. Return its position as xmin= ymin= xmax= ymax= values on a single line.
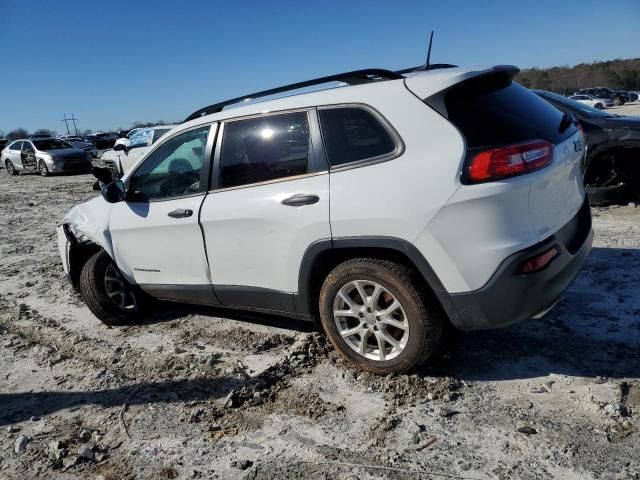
xmin=0 ymin=0 xmax=638 ymax=134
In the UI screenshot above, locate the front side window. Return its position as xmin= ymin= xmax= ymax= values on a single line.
xmin=128 ymin=126 xmax=210 ymax=201
xmin=23 ymin=142 xmax=35 ymax=152
xmin=318 ymin=107 xmax=396 ymax=167
xmin=218 ymin=111 xmax=310 ymax=189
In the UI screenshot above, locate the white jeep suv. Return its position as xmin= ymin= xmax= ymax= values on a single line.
xmin=57 ymin=66 xmax=592 ymax=374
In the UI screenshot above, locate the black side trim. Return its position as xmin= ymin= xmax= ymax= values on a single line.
xmin=295 ymin=236 xmax=462 ymax=326
xmin=140 ymin=284 xmax=221 ymax=306
xmin=214 ymin=285 xmax=296 ymax=313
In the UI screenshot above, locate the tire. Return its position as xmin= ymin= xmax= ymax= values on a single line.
xmin=613 ymin=96 xmax=622 ymax=106
xmin=79 ymin=250 xmax=143 ymax=326
xmin=587 ymin=183 xmax=628 ymax=206
xmin=5 ymin=160 xmax=18 ymax=176
xmin=594 ymin=103 xmax=603 ymax=109
xmin=319 ymin=258 xmax=443 ymax=374
xmin=38 ymin=160 xmax=49 ymax=176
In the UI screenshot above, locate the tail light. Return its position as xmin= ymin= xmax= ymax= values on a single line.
xmin=467 ymin=140 xmax=553 ymax=183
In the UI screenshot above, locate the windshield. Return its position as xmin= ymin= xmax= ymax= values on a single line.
xmin=33 ymin=139 xmax=74 ymax=150
xmin=536 ymin=91 xmax=613 ymax=118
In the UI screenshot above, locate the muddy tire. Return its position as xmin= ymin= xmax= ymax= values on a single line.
xmin=587 ymin=183 xmax=628 ymax=206
xmin=79 ymin=250 xmax=143 ymax=326
xmin=5 ymin=160 xmax=18 ymax=175
xmin=319 ymin=258 xmax=442 ymax=374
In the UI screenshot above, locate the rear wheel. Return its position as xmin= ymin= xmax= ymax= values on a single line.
xmin=5 ymin=160 xmax=18 ymax=176
xmin=38 ymin=160 xmax=49 ymax=176
xmin=594 ymin=103 xmax=603 ymax=109
xmin=80 ymin=250 xmax=143 ymax=326
xmin=319 ymin=258 xmax=442 ymax=374
xmin=613 ymin=96 xmax=622 ymax=106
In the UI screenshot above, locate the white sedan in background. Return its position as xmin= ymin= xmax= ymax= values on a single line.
xmin=568 ymin=94 xmax=612 ymax=109
xmin=100 ymin=125 xmax=175 ymax=177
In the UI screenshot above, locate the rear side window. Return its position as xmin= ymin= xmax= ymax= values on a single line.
xmin=318 ymin=107 xmax=396 ymax=167
xmin=443 ymin=73 xmax=574 ymax=149
xmin=10 ymin=141 xmax=22 ymax=151
xmin=218 ymin=111 xmax=310 ymax=188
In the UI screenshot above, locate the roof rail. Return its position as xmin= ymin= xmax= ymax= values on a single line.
xmin=394 ymin=63 xmax=458 ymax=75
xmin=183 ymin=68 xmax=403 ymax=123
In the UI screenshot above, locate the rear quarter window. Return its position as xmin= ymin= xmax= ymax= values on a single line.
xmin=443 ymin=72 xmax=574 ymax=149
xmin=318 ymin=107 xmax=397 ymax=167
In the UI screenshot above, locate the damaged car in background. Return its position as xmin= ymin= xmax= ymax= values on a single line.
xmin=59 ymin=64 xmax=592 ymax=374
xmin=2 ymin=137 xmax=92 ymax=176
xmin=536 ymin=90 xmax=640 ymax=205
xmin=99 ymin=125 xmax=175 ymax=178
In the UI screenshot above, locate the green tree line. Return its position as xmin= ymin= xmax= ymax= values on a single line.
xmin=517 ymin=58 xmax=640 ymax=94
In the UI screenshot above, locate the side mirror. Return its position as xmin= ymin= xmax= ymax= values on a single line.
xmin=101 ymin=180 xmax=125 ymax=203
xmin=113 ymin=143 xmax=126 ymax=151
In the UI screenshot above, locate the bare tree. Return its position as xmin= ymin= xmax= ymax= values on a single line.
xmin=7 ymin=128 xmax=29 ymax=141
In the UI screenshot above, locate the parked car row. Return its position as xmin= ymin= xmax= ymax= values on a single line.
xmin=573 ymin=87 xmax=638 ymax=106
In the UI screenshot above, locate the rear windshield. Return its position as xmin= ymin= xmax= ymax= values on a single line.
xmin=443 ymin=72 xmax=575 ymax=149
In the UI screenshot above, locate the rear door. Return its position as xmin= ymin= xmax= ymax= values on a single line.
xmin=200 ymin=109 xmax=330 ymax=310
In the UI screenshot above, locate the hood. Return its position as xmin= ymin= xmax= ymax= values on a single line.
xmin=605 ymin=115 xmax=640 ymax=131
xmin=41 ymin=147 xmax=87 ymax=158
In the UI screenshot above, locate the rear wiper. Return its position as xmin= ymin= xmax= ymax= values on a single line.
xmin=558 ymin=113 xmax=573 ymax=133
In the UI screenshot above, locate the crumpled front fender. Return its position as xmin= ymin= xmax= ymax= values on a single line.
xmin=63 ymin=196 xmax=115 ymax=260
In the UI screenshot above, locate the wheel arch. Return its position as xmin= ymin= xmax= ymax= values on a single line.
xmin=67 ymin=240 xmax=104 ymax=290
xmin=295 ymin=237 xmax=460 ymax=325
xmin=585 ymin=143 xmax=640 ymax=186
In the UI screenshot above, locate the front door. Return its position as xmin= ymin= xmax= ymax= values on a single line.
xmin=200 ymin=110 xmax=330 ymax=312
xmin=108 ymin=124 xmax=218 ymax=303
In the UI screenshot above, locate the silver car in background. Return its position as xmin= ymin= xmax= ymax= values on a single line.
xmin=1 ymin=138 xmax=92 ymax=176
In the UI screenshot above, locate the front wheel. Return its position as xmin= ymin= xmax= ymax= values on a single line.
xmin=594 ymin=103 xmax=603 ymax=109
xmin=319 ymin=258 xmax=443 ymax=374
xmin=5 ymin=160 xmax=18 ymax=176
xmin=79 ymin=250 xmax=144 ymax=326
xmin=38 ymin=160 xmax=49 ymax=176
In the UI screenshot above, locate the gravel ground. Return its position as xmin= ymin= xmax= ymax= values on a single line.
xmin=0 ymin=169 xmax=639 ymax=480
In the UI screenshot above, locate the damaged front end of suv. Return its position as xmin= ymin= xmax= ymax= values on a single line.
xmin=57 ymin=196 xmax=115 ymax=290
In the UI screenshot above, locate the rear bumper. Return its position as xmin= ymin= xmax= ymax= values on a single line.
xmin=446 ymin=197 xmax=593 ymax=330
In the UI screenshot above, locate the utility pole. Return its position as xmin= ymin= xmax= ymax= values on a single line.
xmin=61 ymin=114 xmax=70 ymax=135
xmin=60 ymin=113 xmax=80 ymax=136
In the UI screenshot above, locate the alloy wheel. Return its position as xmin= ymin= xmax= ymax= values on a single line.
xmin=104 ymin=263 xmax=138 ymax=311
xmin=333 ymin=279 xmax=409 ymax=361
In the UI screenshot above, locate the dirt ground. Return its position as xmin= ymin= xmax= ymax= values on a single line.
xmin=0 ymin=167 xmax=639 ymax=480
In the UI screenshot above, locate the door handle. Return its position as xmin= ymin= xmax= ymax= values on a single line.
xmin=168 ymin=208 xmax=193 ymax=218
xmin=281 ymin=194 xmax=320 ymax=206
